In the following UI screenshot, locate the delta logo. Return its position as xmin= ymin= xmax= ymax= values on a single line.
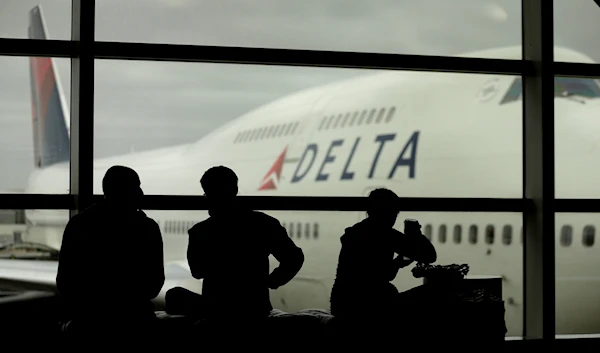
xmin=258 ymin=147 xmax=287 ymax=191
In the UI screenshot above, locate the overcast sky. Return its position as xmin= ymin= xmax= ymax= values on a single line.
xmin=0 ymin=0 xmax=599 ymax=191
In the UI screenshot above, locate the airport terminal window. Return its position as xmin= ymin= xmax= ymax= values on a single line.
xmin=453 ymin=225 xmax=462 ymax=244
xmin=313 ymin=223 xmax=319 ymax=239
xmin=469 ymin=225 xmax=478 ymax=244
xmin=502 ymin=225 xmax=512 ymax=245
xmin=385 ymin=107 xmax=396 ymax=123
xmin=424 ymin=224 xmax=432 ymax=241
xmin=583 ymin=225 xmax=595 ymax=247
xmin=520 ymin=227 xmax=523 ymax=244
xmin=560 ymin=225 xmax=573 ymax=247
xmin=375 ymin=108 xmax=386 ymax=123
xmin=438 ymin=225 xmax=447 ymax=244
xmin=485 ymin=225 xmax=495 ymax=245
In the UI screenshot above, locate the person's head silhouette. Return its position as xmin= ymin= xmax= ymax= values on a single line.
xmin=102 ymin=165 xmax=143 ymax=213
xmin=366 ymin=188 xmax=400 ymax=228
xmin=200 ymin=166 xmax=238 ymax=216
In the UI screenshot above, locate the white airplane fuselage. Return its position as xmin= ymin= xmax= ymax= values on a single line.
xmin=20 ymin=46 xmax=600 ymax=337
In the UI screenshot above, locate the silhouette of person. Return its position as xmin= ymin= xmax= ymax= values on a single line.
xmin=56 ymin=165 xmax=165 ymax=342
xmin=329 ymin=188 xmax=436 ymax=324
xmin=169 ymin=165 xmax=304 ymax=334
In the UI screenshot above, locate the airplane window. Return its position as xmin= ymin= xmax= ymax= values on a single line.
xmin=273 ymin=125 xmax=282 ymax=137
xmin=333 ymin=114 xmax=343 ymax=128
xmin=266 ymin=126 xmax=276 ymax=139
xmin=358 ymin=110 xmax=367 ymax=125
xmin=385 ymin=107 xmax=396 ymax=123
xmin=305 ymin=223 xmax=310 ymax=238
xmin=247 ymin=129 xmax=256 ymax=141
xmin=296 ymin=222 xmax=302 ymax=238
xmin=290 ymin=223 xmax=294 ymax=237
xmin=424 ymin=224 xmax=432 ymax=241
xmin=341 ymin=113 xmax=350 ymax=128
xmin=234 ymin=132 xmax=241 ymax=143
xmin=313 ymin=223 xmax=319 ymax=239
xmin=469 ymin=225 xmax=478 ymax=244
xmin=375 ymin=108 xmax=386 ymax=123
xmin=366 ymin=109 xmax=376 ymax=124
xmin=349 ymin=111 xmax=358 ymax=127
xmin=318 ymin=118 xmax=327 ymax=131
xmin=583 ymin=225 xmax=595 ymax=247
xmin=282 ymin=222 xmax=286 ymax=229
xmin=438 ymin=225 xmax=447 ymax=244
xmin=453 ymin=225 xmax=462 ymax=244
xmin=259 ymin=127 xmax=268 ymax=139
xmin=291 ymin=122 xmax=300 ymax=134
xmin=560 ymin=225 xmax=572 ymax=247
xmin=324 ymin=116 xmax=334 ymax=130
xmin=485 ymin=225 xmax=495 ymax=245
xmin=502 ymin=225 xmax=512 ymax=245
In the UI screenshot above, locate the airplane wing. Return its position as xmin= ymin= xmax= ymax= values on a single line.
xmin=0 ymin=259 xmax=198 ymax=309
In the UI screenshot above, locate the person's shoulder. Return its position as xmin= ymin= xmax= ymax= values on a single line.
xmin=249 ymin=210 xmax=280 ymax=225
xmin=391 ymin=228 xmax=404 ymax=236
xmin=188 ymin=218 xmax=212 ymax=235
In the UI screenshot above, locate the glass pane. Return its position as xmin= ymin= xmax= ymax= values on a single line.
xmin=0 ymin=209 xmax=68 ymax=252
xmin=96 ymin=1 xmax=521 ymax=59
xmin=120 ymin=210 xmax=522 ymax=336
xmin=554 ymin=0 xmax=600 ymax=63
xmin=555 ymin=75 xmax=600 ymax=198
xmin=0 ymin=1 xmax=71 ymax=40
xmin=555 ymin=214 xmax=600 ymax=335
xmin=0 ymin=56 xmax=70 ymax=194
xmin=94 ymin=60 xmax=522 ymax=197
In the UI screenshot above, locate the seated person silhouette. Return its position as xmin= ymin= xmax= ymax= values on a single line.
xmin=166 ymin=166 xmax=305 ymax=328
xmin=56 ymin=165 xmax=165 ymax=341
xmin=329 ymin=188 xmax=436 ymax=324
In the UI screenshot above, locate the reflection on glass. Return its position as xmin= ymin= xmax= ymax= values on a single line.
xmin=0 ymin=2 xmax=71 ymax=40
xmin=95 ymin=0 xmax=521 ymax=57
xmin=94 ymin=60 xmax=525 ymax=197
xmin=0 ymin=56 xmax=70 ymax=194
xmin=555 ymin=213 xmax=600 ymax=335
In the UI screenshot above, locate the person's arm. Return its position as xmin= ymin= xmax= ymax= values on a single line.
xmin=187 ymin=226 xmax=208 ymax=280
xmin=396 ymin=229 xmax=437 ymax=265
xmin=386 ymin=256 xmax=414 ymax=281
xmin=145 ymin=221 xmax=165 ymax=299
xmin=55 ymin=217 xmax=80 ymax=302
xmin=268 ymin=221 xmax=304 ymax=289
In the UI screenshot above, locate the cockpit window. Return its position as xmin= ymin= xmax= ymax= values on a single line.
xmin=500 ymin=77 xmax=600 ymax=105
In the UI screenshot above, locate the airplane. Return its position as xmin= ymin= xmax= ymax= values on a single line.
xmin=1 ymin=4 xmax=600 ymax=337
